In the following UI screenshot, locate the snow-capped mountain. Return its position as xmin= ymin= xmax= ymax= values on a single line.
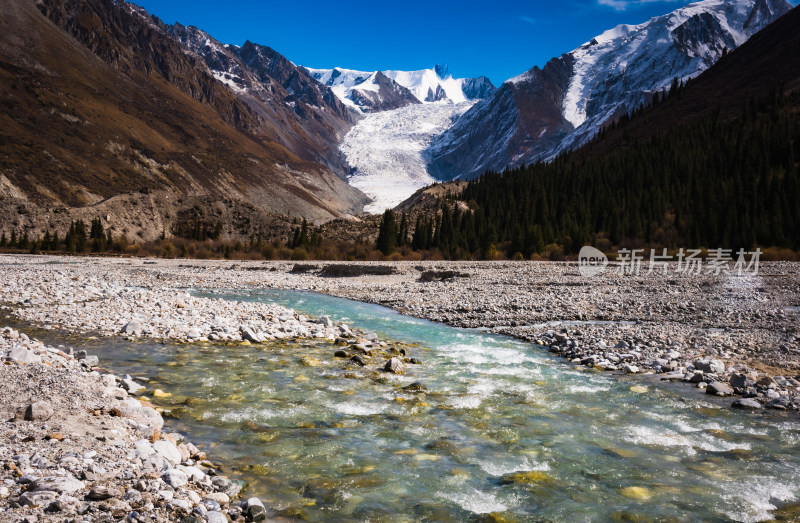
xmin=305 ymin=65 xmax=496 ymax=113
xmin=299 ymin=64 xmax=496 ymax=211
xmin=428 ymin=0 xmax=791 ymax=180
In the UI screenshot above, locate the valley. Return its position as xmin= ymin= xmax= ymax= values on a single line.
xmin=0 ymin=0 xmax=799 ymax=521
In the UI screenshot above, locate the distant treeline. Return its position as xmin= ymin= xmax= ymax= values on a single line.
xmin=376 ymin=86 xmax=800 ymax=259
xmin=0 ymin=218 xmax=116 ymax=254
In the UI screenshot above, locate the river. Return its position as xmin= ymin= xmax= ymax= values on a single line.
xmin=31 ymin=289 xmax=800 ymax=522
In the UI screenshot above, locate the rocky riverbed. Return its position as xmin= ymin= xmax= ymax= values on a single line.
xmin=1 ymin=255 xmax=800 ymax=520
xmin=0 ymin=326 xmax=270 ymax=523
xmin=2 ymin=256 xmax=799 ymax=410
xmin=0 ymin=256 xmax=417 ymax=522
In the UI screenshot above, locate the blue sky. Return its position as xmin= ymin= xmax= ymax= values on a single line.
xmin=135 ymin=0 xmax=797 ymax=85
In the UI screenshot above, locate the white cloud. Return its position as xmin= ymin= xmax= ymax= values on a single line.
xmin=520 ymin=16 xmax=537 ymax=24
xmin=597 ymin=0 xmax=685 ymax=11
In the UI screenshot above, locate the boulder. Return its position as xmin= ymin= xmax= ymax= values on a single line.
xmin=729 ymin=373 xmax=754 ymax=390
xmin=19 ymin=490 xmax=58 ymax=507
xmin=689 ymin=372 xmax=705 ymax=384
xmin=31 ymin=476 xmax=84 ymax=494
xmin=706 ymin=381 xmax=734 ymax=396
xmin=731 ymin=398 xmax=763 ymax=410
xmin=153 ymin=440 xmax=182 ymax=466
xmin=245 ymin=497 xmax=267 ymax=522
xmin=241 ymin=327 xmax=261 ymax=343
xmin=121 ymin=378 xmax=144 ymax=394
xmin=162 ymin=468 xmax=188 ymax=488
xmin=206 ymin=511 xmax=228 ymax=523
xmin=204 ymin=492 xmax=230 ymax=505
xmin=24 ymin=401 xmax=54 ymax=422
xmin=87 ymin=485 xmax=122 ymax=500
xmin=211 ymin=476 xmax=241 ymax=498
xmin=81 ymin=355 xmax=99 ymax=368
xmin=383 ymin=358 xmax=405 ymax=375
xmin=766 ymin=398 xmax=791 ymax=410
xmin=121 ymin=321 xmax=142 ymax=335
xmin=402 ymin=382 xmax=428 ymax=393
xmin=5 ymin=345 xmax=41 ymax=364
xmin=695 ymin=359 xmax=725 ymax=374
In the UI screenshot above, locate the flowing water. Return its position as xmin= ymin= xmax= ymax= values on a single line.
xmin=39 ymin=289 xmax=800 ymax=521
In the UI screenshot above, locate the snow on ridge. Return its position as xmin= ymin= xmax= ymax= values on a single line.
xmin=383 ymin=69 xmax=468 ymax=104
xmin=594 ymin=23 xmax=636 ymax=44
xmin=560 ymin=0 xmax=761 ymax=129
xmin=305 ymin=65 xmax=479 ymax=108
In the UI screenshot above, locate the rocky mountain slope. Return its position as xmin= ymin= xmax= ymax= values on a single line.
xmin=427 ymin=0 xmax=792 ymax=180
xmin=167 ymin=23 xmax=356 ymax=175
xmin=0 ymin=0 xmax=366 ymax=242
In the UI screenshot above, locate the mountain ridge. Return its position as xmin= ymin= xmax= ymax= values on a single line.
xmin=305 ymin=65 xmax=496 ymax=113
xmin=427 ymin=0 xmax=792 ymax=180
xmin=0 ymin=0 xmax=366 ymax=243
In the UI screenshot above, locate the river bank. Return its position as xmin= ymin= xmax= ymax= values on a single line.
xmin=0 ymin=256 xmax=416 ymax=521
xmin=0 ymin=326 xmax=262 ymax=523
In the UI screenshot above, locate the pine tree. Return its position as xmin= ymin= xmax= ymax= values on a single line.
xmin=376 ymin=209 xmax=398 ymax=255
xmin=90 ymin=218 xmax=106 ymax=252
xmin=397 ymin=213 xmax=409 ymax=247
xmin=19 ymin=231 xmax=30 ymax=250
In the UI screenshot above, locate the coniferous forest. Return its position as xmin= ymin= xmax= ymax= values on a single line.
xmin=376 ymin=86 xmax=800 ymax=260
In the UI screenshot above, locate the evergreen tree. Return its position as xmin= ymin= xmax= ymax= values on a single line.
xmin=90 ymin=218 xmax=107 ymax=252
xmin=376 ymin=209 xmax=398 ymax=255
xmin=19 ymin=231 xmax=30 ymax=251
xmin=397 ymin=213 xmax=409 ymax=247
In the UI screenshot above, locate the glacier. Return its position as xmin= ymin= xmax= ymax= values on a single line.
xmin=340 ymin=101 xmax=475 ymax=213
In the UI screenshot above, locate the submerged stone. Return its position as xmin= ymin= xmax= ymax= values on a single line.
xmin=500 ymin=471 xmax=551 ymax=486
xmin=620 ymin=486 xmax=653 ymax=500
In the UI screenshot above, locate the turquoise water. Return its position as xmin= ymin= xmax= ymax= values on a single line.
xmin=70 ymin=290 xmax=800 ymax=521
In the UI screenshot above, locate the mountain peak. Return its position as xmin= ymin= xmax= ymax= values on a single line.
xmin=428 ymin=0 xmax=792 ymax=180
xmin=305 ymin=65 xmax=496 ymax=113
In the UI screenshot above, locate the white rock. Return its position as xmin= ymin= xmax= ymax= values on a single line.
xmin=153 ymin=440 xmax=182 ymax=466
